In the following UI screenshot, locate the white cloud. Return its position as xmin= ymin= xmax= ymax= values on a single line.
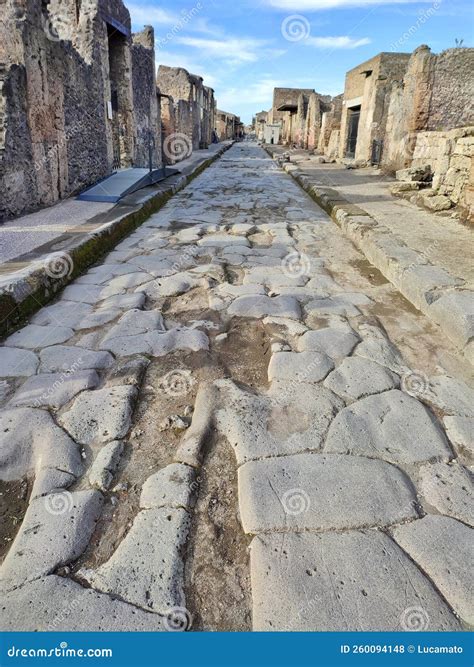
xmin=155 ymin=50 xmax=219 ymax=88
xmin=175 ymin=36 xmax=270 ymax=65
xmin=305 ymin=35 xmax=371 ymax=47
xmin=127 ymin=3 xmax=178 ymax=25
xmin=217 ymin=77 xmax=281 ymax=110
xmin=266 ymin=0 xmax=432 ymax=9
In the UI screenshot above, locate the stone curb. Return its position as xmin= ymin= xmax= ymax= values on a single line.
xmin=265 ymin=147 xmax=473 ymax=366
xmin=0 ymin=143 xmax=233 ymax=339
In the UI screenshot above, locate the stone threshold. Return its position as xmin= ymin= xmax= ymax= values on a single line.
xmin=265 ymin=146 xmax=473 ymax=367
xmin=0 ymin=142 xmax=234 ymax=339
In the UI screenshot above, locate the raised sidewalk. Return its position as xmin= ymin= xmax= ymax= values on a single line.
xmin=266 ymin=145 xmax=474 ymax=365
xmin=0 ymin=142 xmax=232 ymax=338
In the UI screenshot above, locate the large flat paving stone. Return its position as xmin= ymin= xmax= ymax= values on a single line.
xmin=238 ymin=453 xmax=417 ymax=533
xmin=325 ymin=390 xmax=452 ymax=464
xmin=250 ymin=531 xmax=461 ymax=631
xmin=9 ymin=370 xmax=99 ymax=409
xmin=0 ymin=347 xmax=39 ymax=377
xmin=419 ymin=462 xmax=473 ymax=526
xmin=59 ymin=386 xmax=137 ymax=445
xmin=422 ymin=376 xmax=474 ymax=418
xmin=0 ymin=575 xmax=163 ymax=631
xmin=214 ymin=379 xmax=344 ymax=464
xmin=324 ymin=357 xmax=399 ymax=401
xmin=88 ymin=440 xmax=124 ymax=490
xmin=31 ymin=300 xmax=92 ymax=328
xmin=140 ymin=463 xmax=196 ymax=510
xmin=0 ymin=490 xmax=103 ymax=590
xmin=0 ymin=407 xmax=82 ymax=495
xmin=443 ymin=416 xmax=474 ymax=456
xmin=39 ymin=346 xmax=114 ymax=373
xmin=81 ymin=507 xmax=191 ymax=615
xmin=392 ymin=515 xmax=473 ymax=625
xmin=354 ymin=324 xmax=408 ymax=374
xmin=305 ymin=297 xmax=361 ymax=319
xmin=100 ymin=327 xmax=209 ymax=357
xmin=5 ymin=324 xmax=74 ymax=350
xmin=227 ymin=295 xmax=301 ymax=320
xmin=296 ymin=327 xmax=359 ymax=361
xmin=268 ymin=351 xmax=334 ymax=383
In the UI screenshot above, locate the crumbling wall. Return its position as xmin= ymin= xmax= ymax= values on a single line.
xmin=318 ymin=95 xmax=342 ymax=155
xmin=411 ymin=128 xmax=474 ymax=220
xmin=131 ymin=27 xmax=161 ymax=169
xmin=0 ymin=0 xmax=160 ymax=221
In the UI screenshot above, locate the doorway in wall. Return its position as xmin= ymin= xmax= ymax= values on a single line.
xmin=346 ymin=105 xmax=361 ymax=158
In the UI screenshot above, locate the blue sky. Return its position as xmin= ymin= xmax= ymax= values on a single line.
xmin=128 ymin=0 xmax=473 ymax=124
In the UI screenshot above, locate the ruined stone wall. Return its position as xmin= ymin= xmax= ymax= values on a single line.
xmin=131 ymin=27 xmax=162 ymax=169
xmin=318 ymin=95 xmax=342 ymax=155
xmin=381 ymin=46 xmax=474 ymax=172
xmin=411 ymin=128 xmax=474 ymax=220
xmin=216 ymin=110 xmax=240 ymax=141
xmin=157 ymin=65 xmax=215 ymax=154
xmin=0 ymin=0 xmax=161 ymax=220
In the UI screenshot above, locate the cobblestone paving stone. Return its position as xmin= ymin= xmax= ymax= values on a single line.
xmin=0 ymin=143 xmax=472 ymax=632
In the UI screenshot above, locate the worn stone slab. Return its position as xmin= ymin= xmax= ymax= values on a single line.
xmin=422 ymin=376 xmax=474 ymax=417
xmin=250 ymin=531 xmax=460 ymax=631
xmin=354 ymin=324 xmax=408 ymax=374
xmin=268 ymin=351 xmax=334 ymax=383
xmin=5 ymin=324 xmax=74 ymax=350
xmin=325 ymin=390 xmax=452 ymax=463
xmin=428 ymin=291 xmax=474 ymax=349
xmin=239 ymin=453 xmax=417 ymax=533
xmin=296 ymin=327 xmax=359 ymax=361
xmin=74 ymin=308 xmax=121 ymax=331
xmin=443 ymin=416 xmax=474 ymax=456
xmin=88 ymin=441 xmax=124 ymax=490
xmin=0 ymin=490 xmax=103 ymax=590
xmin=419 ymin=462 xmax=473 ymax=526
xmin=324 ymin=357 xmax=399 ymax=401
xmin=392 ymin=516 xmax=473 ymax=625
xmin=9 ymin=370 xmax=99 ymax=409
xmin=39 ymin=346 xmax=114 ymax=373
xmin=227 ymin=295 xmax=301 ymax=320
xmin=106 ymin=355 xmax=149 ymax=387
xmin=98 ymin=292 xmax=146 ymax=310
xmin=305 ymin=297 xmax=361 ymax=319
xmin=59 ymin=386 xmax=137 ymax=445
xmin=199 ymin=234 xmax=250 ymax=247
xmin=0 ymin=575 xmax=164 ymax=631
xmin=399 ymin=264 xmax=462 ymax=312
xmin=100 ymin=327 xmax=209 ymax=357
xmin=140 ymin=463 xmax=196 ymax=510
xmin=31 ymin=300 xmax=93 ymax=328
xmin=214 ymin=379 xmax=344 ymax=465
xmin=81 ymin=507 xmax=191 ymax=615
xmin=61 ymin=284 xmax=122 ymax=305
xmin=0 ymin=347 xmax=39 ymax=378
xmin=0 ymin=407 xmax=82 ymax=493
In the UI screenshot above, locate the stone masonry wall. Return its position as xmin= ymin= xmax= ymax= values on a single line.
xmin=0 ymin=0 xmax=161 ymax=221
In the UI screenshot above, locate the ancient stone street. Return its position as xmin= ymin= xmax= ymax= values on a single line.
xmin=0 ymin=143 xmax=472 ymax=633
